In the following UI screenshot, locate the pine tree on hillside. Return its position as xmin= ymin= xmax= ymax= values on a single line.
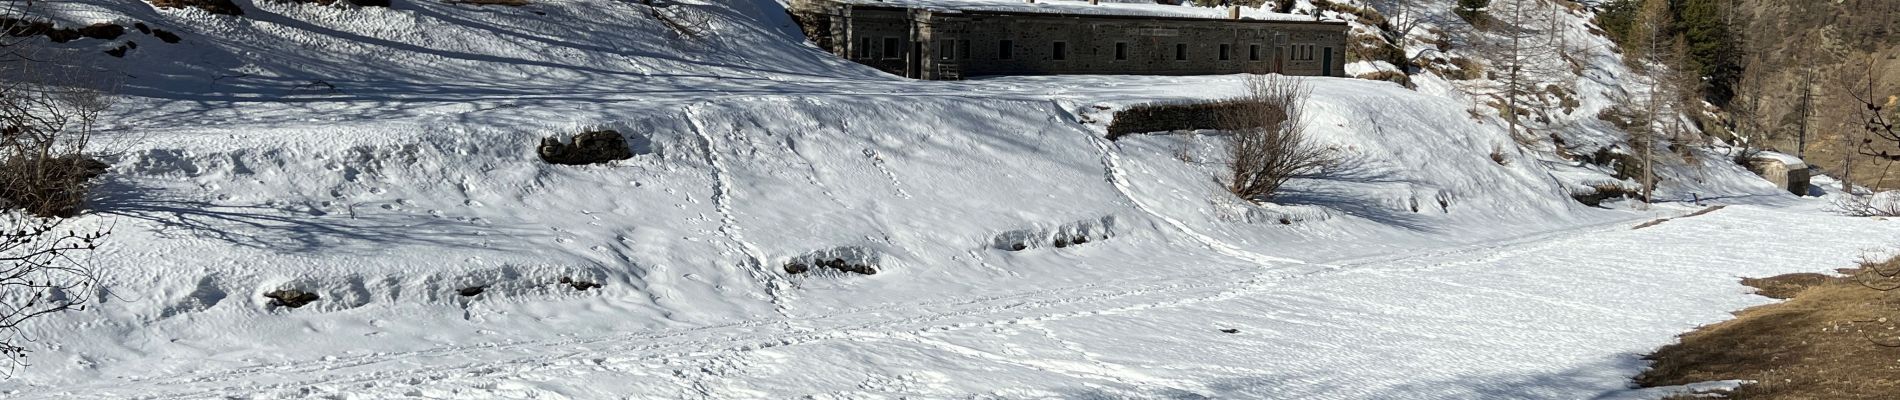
xmin=1455 ymin=0 xmax=1492 ymax=23
xmin=1673 ymin=0 xmax=1741 ymax=106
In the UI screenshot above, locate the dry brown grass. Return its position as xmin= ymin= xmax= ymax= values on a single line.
xmin=1355 ymin=70 xmax=1410 ymax=87
xmin=1638 ymin=255 xmax=1900 ymax=399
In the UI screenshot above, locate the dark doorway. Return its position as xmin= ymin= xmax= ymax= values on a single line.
xmin=909 ymin=41 xmax=923 ymax=79
xmin=1321 ymin=48 xmax=1333 ymax=77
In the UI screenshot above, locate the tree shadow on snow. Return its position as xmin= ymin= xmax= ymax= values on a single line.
xmin=1056 ymin=354 xmax=1662 ymax=399
xmin=1274 ymin=153 xmax=1434 ymax=232
xmin=87 ymin=179 xmax=523 ymax=254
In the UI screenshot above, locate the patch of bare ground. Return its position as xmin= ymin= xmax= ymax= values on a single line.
xmin=1639 ymin=255 xmax=1900 ymax=399
xmin=1633 ymin=205 xmax=1727 ymax=230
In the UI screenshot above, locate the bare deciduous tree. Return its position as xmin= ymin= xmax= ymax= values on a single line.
xmin=1221 ymin=74 xmax=1338 ymax=202
xmin=1845 ymin=60 xmax=1899 ymax=163
xmin=1368 ymin=0 xmax=1428 ymax=72
xmin=1625 ymin=0 xmax=1672 ymax=204
xmin=1462 ymin=0 xmax=1564 ymax=144
xmin=1725 ymin=48 xmax=1775 ymax=163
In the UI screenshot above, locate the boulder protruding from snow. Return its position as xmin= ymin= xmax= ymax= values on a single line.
xmin=783 ymin=247 xmax=882 ymax=276
xmin=1744 ymin=153 xmax=1810 ymax=196
xmin=457 ymin=286 xmax=486 ymax=297
xmin=558 ymin=277 xmax=602 ymax=291
xmin=77 ymin=23 xmax=125 ymax=40
xmin=539 ymin=130 xmax=635 ymax=166
xmin=151 ymin=29 xmax=182 ymax=43
xmin=263 ymin=289 xmax=321 ymax=308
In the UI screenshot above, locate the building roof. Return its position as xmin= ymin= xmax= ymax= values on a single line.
xmin=835 ymin=0 xmax=1346 ymax=24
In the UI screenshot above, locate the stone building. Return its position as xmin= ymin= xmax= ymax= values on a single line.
xmin=803 ymin=2 xmax=1350 ymax=80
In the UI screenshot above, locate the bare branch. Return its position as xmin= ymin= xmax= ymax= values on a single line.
xmin=1221 ymin=75 xmax=1339 ymax=202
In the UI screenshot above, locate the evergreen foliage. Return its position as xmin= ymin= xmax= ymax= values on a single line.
xmin=1593 ymin=0 xmax=1742 ymax=106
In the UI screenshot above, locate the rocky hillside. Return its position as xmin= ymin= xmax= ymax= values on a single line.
xmin=1730 ymin=0 xmax=1900 ymax=190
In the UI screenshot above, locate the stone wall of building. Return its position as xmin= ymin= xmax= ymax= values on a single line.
xmin=815 ymin=4 xmax=1348 ymax=80
xmin=831 ymin=7 xmax=913 ymax=76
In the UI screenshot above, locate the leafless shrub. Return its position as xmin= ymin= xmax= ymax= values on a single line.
xmin=1221 ymin=75 xmax=1338 ymax=202
xmin=1832 ymin=192 xmax=1900 ymax=217
xmin=1 ymin=56 xmax=114 ymax=217
xmin=1170 ymin=131 xmax=1202 ymax=163
xmin=2 ymin=1 xmax=115 ymax=218
xmin=0 ymin=0 xmax=111 ymax=367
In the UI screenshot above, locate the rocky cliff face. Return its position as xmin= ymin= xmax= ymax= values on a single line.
xmin=1731 ymin=0 xmax=1899 ymax=189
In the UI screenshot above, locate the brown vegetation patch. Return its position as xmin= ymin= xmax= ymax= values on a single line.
xmin=1355 ymin=71 xmax=1411 ymax=87
xmin=1347 ymin=34 xmax=1403 ymax=67
xmin=1741 ymin=273 xmax=1834 ymax=300
xmin=0 ymin=155 xmax=109 ymax=218
xmin=1105 ymin=101 xmax=1259 ymax=139
xmin=1572 ymin=183 xmax=1640 ymax=207
xmin=1638 ymin=256 xmax=1900 ymax=399
xmin=1442 ymin=57 xmax=1484 ymax=80
xmin=1631 ymin=205 xmax=1725 ymax=230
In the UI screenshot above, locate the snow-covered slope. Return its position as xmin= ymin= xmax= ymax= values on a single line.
xmin=0 ymin=0 xmax=1857 ymax=398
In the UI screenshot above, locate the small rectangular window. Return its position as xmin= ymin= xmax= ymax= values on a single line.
xmin=941 ymin=39 xmax=955 ymax=60
xmin=883 ymin=37 xmax=901 ymax=60
xmin=1114 ymin=42 xmax=1128 ymax=61
xmin=1249 ymin=44 xmax=1260 ymax=61
xmin=1291 ymin=44 xmax=1316 ymax=61
xmin=858 ymin=37 xmax=872 ymax=59
xmin=1219 ymin=44 xmax=1231 ymax=61
xmin=1052 ymin=41 xmax=1068 ymax=61
xmin=1175 ymin=43 xmax=1187 ymax=61
xmin=999 ymin=40 xmax=1014 ymax=60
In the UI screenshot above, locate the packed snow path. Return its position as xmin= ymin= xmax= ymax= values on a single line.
xmin=20 ymin=205 xmax=1895 ymax=399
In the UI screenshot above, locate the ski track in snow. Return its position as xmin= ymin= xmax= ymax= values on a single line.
xmin=686 ymin=102 xmax=791 ymax=317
